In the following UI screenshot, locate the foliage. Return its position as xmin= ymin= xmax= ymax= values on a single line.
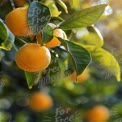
xmin=0 ymin=0 xmax=122 ymax=121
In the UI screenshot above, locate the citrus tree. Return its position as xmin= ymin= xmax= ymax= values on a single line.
xmin=0 ymin=0 xmax=121 ymax=121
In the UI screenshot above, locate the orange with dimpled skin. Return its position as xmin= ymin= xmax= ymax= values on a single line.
xmin=5 ymin=7 xmax=32 ymax=37
xmin=15 ymin=43 xmax=51 ymax=72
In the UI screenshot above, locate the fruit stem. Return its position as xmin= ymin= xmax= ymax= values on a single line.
xmin=9 ymin=0 xmax=15 ymax=9
xmin=36 ymin=32 xmax=42 ymax=46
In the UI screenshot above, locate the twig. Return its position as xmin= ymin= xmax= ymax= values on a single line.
xmin=9 ymin=0 xmax=15 ymax=9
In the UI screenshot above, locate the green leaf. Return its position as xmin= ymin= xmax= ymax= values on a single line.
xmin=0 ymin=19 xmax=7 ymax=40
xmin=55 ymin=0 xmax=68 ymax=13
xmin=85 ymin=46 xmax=121 ymax=81
xmin=25 ymin=71 xmax=42 ymax=89
xmin=0 ymin=19 xmax=15 ymax=50
xmin=59 ymin=38 xmax=92 ymax=76
xmin=43 ymin=51 xmax=64 ymax=83
xmin=45 ymin=0 xmax=61 ymax=17
xmin=0 ymin=50 xmax=5 ymax=61
xmin=42 ymin=24 xmax=53 ymax=44
xmin=59 ymin=4 xmax=107 ymax=30
xmin=68 ymin=0 xmax=81 ymax=10
xmin=81 ymin=26 xmax=104 ymax=47
xmin=28 ymin=1 xmax=51 ymax=34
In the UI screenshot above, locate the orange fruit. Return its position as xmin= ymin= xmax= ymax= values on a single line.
xmin=14 ymin=0 xmax=28 ymax=7
xmin=44 ymin=29 xmax=67 ymax=48
xmin=54 ymin=29 xmax=67 ymax=39
xmin=45 ymin=37 xmax=61 ymax=48
xmin=5 ymin=7 xmax=32 ymax=37
xmin=85 ymin=105 xmax=110 ymax=122
xmin=15 ymin=43 xmax=51 ymax=72
xmin=69 ymin=69 xmax=89 ymax=82
xmin=29 ymin=92 xmax=53 ymax=111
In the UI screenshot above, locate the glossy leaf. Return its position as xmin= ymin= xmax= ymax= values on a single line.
xmin=68 ymin=0 xmax=81 ymax=10
xmin=59 ymin=38 xmax=92 ymax=76
xmin=43 ymin=52 xmax=64 ymax=83
xmin=0 ymin=19 xmax=15 ymax=50
xmin=42 ymin=24 xmax=53 ymax=44
xmin=28 ymin=1 xmax=51 ymax=34
xmin=55 ymin=0 xmax=68 ymax=13
xmin=85 ymin=46 xmax=121 ymax=81
xmin=80 ymin=26 xmax=104 ymax=47
xmin=86 ymin=26 xmax=104 ymax=47
xmin=45 ymin=0 xmax=61 ymax=17
xmin=59 ymin=4 xmax=107 ymax=30
xmin=25 ymin=71 xmax=42 ymax=89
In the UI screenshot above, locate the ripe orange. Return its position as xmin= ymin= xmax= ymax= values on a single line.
xmin=15 ymin=43 xmax=51 ymax=72
xmin=85 ymin=105 xmax=110 ymax=122
xmin=29 ymin=92 xmax=53 ymax=111
xmin=45 ymin=37 xmax=61 ymax=48
xmin=44 ymin=29 xmax=67 ymax=48
xmin=54 ymin=29 xmax=66 ymax=39
xmin=5 ymin=7 xmax=32 ymax=37
xmin=69 ymin=69 xmax=89 ymax=82
xmin=14 ymin=0 xmax=28 ymax=7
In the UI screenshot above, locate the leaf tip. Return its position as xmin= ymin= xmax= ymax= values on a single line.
xmin=29 ymin=86 xmax=32 ymax=89
xmin=116 ymin=73 xmax=121 ymax=82
xmin=65 ymin=9 xmax=68 ymax=14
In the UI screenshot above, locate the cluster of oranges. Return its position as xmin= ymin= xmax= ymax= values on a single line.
xmin=5 ymin=6 xmax=90 ymax=83
xmin=4 ymin=3 xmax=110 ymax=118
xmin=5 ymin=6 xmax=66 ymax=72
xmin=28 ymin=91 xmax=110 ymax=121
xmin=6 ymin=5 xmax=88 ymax=82
xmin=4 ymin=5 xmax=52 ymax=105
xmin=23 ymin=90 xmax=111 ymax=121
